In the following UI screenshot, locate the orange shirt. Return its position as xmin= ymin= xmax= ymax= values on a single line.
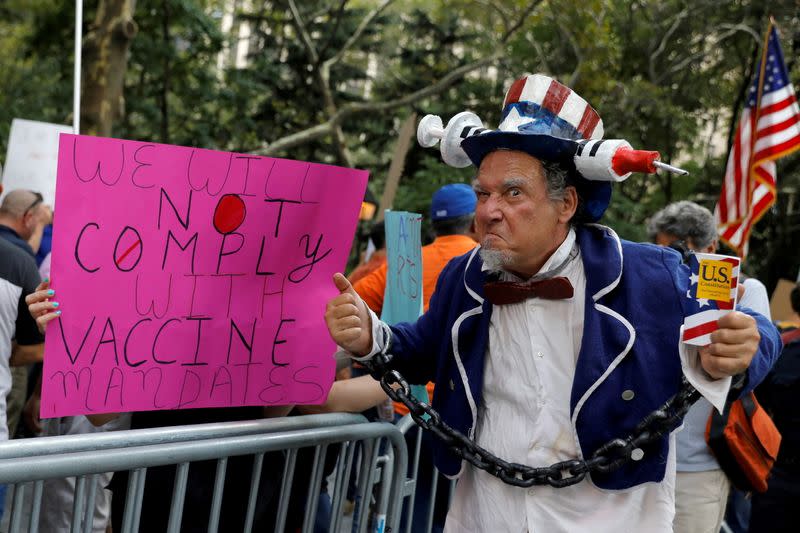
xmin=347 ymin=249 xmax=387 ymax=285
xmin=353 ymin=234 xmax=477 ymax=415
xmin=354 ymin=234 xmax=477 ymax=314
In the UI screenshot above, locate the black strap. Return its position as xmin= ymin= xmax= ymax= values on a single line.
xmin=740 ymin=392 xmax=757 ymax=418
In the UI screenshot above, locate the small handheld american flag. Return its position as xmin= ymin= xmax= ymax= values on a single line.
xmin=682 ymin=253 xmax=741 ymax=346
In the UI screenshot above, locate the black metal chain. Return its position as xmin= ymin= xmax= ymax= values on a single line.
xmin=365 ymin=352 xmax=702 ymax=489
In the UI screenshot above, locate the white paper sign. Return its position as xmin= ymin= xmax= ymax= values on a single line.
xmin=1 ymin=118 xmax=73 ymax=207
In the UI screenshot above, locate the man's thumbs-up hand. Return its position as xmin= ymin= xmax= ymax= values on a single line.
xmin=325 ymin=273 xmax=372 ymax=356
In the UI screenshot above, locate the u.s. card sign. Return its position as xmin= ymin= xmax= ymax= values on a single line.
xmin=42 ymin=134 xmax=367 ymax=417
xmin=682 ymin=252 xmax=741 ymax=346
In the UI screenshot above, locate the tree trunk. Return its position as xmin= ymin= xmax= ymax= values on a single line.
xmin=376 ymin=113 xmax=417 ymax=222
xmin=81 ymin=0 xmax=138 ymax=136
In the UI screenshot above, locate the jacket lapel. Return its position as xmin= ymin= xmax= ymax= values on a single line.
xmin=451 ymin=248 xmax=492 ymax=436
xmin=570 ymin=225 xmax=637 ymax=417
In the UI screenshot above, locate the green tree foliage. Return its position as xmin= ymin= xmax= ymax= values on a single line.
xmin=0 ymin=0 xmax=77 ymax=153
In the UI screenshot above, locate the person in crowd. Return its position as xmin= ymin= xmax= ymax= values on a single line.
xmin=353 ymin=183 xmax=478 ymax=315
xmin=0 ymin=236 xmax=45 ymax=520
xmin=0 ymin=189 xmax=51 ymax=440
xmin=749 ymin=283 xmax=800 ymax=533
xmin=648 ymin=200 xmax=772 ymax=533
xmin=325 ymin=73 xmax=781 ymax=532
xmin=348 ymin=220 xmax=387 ymax=285
xmin=24 ymin=267 xmax=130 ymax=533
xmin=775 ymin=284 xmax=800 ymax=331
xmin=0 ymin=189 xmax=53 ymax=258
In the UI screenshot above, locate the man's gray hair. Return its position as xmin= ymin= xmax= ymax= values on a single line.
xmin=647 ymin=200 xmax=716 ymax=249
xmin=541 ymin=161 xmax=585 ymax=223
xmin=542 ymin=161 xmax=569 ymax=201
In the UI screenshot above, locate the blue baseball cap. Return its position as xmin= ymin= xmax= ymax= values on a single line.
xmin=430 ymin=183 xmax=476 ymax=221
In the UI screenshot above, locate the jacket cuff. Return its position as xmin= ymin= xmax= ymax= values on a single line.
xmin=337 ymin=307 xmax=391 ymax=362
xmin=678 ymin=325 xmax=731 ymax=414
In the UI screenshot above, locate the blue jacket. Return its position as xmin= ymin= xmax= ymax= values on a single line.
xmin=384 ymin=224 xmax=781 ymax=490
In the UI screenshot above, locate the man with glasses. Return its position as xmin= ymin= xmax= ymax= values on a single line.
xmin=0 ymin=188 xmax=51 ymax=443
xmin=648 ymin=200 xmax=772 ymax=533
xmin=0 ymin=186 xmax=48 ymax=520
xmin=0 ymin=189 xmax=52 ymax=257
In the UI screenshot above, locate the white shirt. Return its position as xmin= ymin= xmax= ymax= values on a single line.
xmin=444 ymin=229 xmax=676 ymax=533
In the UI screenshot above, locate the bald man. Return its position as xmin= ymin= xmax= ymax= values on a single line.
xmin=0 ymin=189 xmax=53 ymax=257
xmin=0 ymin=189 xmax=51 ymax=440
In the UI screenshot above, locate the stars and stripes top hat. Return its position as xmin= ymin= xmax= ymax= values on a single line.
xmin=461 ymin=74 xmax=613 ymax=221
xmin=417 ymin=73 xmax=682 ymax=222
xmin=466 ymin=73 xmax=605 ymax=158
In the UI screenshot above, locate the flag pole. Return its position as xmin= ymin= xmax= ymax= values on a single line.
xmin=749 ymin=18 xmax=774 ymax=169
xmin=73 ymin=0 xmax=83 ymax=134
xmin=736 ymin=17 xmax=775 ymax=256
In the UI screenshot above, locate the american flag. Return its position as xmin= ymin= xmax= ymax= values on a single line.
xmin=715 ymin=22 xmax=800 ymax=257
xmin=682 ymin=253 xmax=741 ymax=346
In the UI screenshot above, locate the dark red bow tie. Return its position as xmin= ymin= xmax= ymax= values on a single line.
xmin=483 ymin=276 xmax=574 ymax=305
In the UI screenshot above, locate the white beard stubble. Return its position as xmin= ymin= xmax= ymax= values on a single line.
xmin=479 ymin=244 xmax=512 ymax=272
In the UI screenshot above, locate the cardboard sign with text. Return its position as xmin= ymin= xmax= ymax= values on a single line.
xmin=42 ymin=134 xmax=367 ymax=417
xmin=381 ymin=211 xmax=428 ymax=406
xmin=381 ymin=211 xmax=423 ymax=325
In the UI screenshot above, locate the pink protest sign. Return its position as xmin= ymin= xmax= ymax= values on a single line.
xmin=42 ymin=134 xmax=367 ymax=417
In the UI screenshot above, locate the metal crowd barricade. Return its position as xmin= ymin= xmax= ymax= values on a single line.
xmin=0 ymin=413 xmax=407 ymax=533
xmin=392 ymin=414 xmax=457 ymax=533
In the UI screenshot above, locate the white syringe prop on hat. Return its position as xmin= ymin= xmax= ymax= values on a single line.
xmin=417 ymin=113 xmax=689 ymax=180
xmin=417 ymin=112 xmax=486 ymax=168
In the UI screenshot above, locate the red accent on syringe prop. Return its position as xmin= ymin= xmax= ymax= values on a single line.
xmin=611 ymin=148 xmax=660 ymax=175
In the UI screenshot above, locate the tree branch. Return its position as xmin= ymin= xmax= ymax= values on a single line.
xmin=351 ymin=52 xmax=502 ymax=113
xmin=324 ymin=0 xmax=394 ymax=70
xmin=256 ymin=0 xmax=542 ymax=158
xmin=287 ymin=0 xmax=318 ymax=64
xmin=474 ymin=0 xmax=511 ymax=34
xmin=656 ymin=24 xmax=754 ymax=84
xmin=648 ymin=8 xmax=689 ymax=82
xmin=530 ymin=36 xmax=552 ymax=73
xmin=255 ymin=122 xmax=332 ymax=156
xmin=287 ymin=0 xmax=353 ymax=165
xmin=255 ymin=52 xmax=502 ymax=156
xmin=717 ymin=22 xmax=761 ymax=44
xmin=318 ymin=0 xmax=349 ymax=60
xmin=550 ymin=13 xmax=583 ymax=86
xmin=501 ymin=0 xmax=545 ymax=43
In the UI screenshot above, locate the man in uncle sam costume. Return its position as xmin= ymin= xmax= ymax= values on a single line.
xmin=325 ymin=74 xmax=781 ymax=532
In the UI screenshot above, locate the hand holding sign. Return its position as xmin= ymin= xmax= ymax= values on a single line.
xmin=325 ymin=273 xmax=372 ymax=356
xmin=26 ymin=280 xmax=60 ymax=334
xmin=698 ymin=311 xmax=760 ymax=379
